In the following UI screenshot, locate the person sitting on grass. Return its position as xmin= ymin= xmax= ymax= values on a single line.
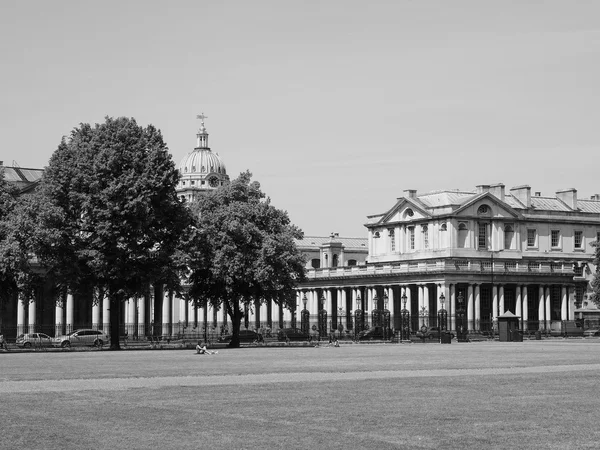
xmin=196 ymin=342 xmax=218 ymax=355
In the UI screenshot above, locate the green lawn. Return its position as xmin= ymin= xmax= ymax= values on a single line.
xmin=1 ymin=340 xmax=599 ymax=450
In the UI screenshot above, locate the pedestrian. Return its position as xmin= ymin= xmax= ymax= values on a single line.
xmin=0 ymin=334 xmax=5 ymax=350
xmin=196 ymin=341 xmax=218 ymax=355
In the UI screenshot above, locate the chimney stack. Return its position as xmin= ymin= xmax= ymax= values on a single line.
xmin=476 ymin=184 xmax=490 ymax=194
xmin=510 ymin=185 xmax=531 ymax=208
xmin=404 ymin=189 xmax=417 ymax=199
xmin=556 ymin=188 xmax=578 ymax=210
xmin=591 ymin=194 xmax=600 ymax=201
xmin=489 ymin=183 xmax=505 ymax=201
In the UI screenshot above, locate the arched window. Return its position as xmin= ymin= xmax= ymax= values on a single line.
xmin=332 ymin=254 xmax=339 ymax=267
xmin=440 ymin=223 xmax=447 ymax=231
xmin=477 ymin=204 xmax=491 ymax=216
xmin=422 ymin=225 xmax=429 ymax=249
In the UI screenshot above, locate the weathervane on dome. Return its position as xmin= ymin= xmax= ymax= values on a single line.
xmin=196 ymin=113 xmax=209 ymax=148
xmin=196 ymin=113 xmax=208 ymax=127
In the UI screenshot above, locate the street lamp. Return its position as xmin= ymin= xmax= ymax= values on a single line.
xmin=438 ymin=292 xmax=448 ymax=344
xmin=400 ymin=293 xmax=410 ymax=341
xmin=456 ymin=292 xmax=466 ymax=342
xmin=318 ymin=294 xmax=327 ymax=339
xmin=354 ymin=293 xmax=363 ymax=340
xmin=337 ymin=306 xmax=344 ymax=338
xmin=301 ymin=294 xmax=309 ymax=335
xmin=382 ymin=293 xmax=390 ymax=340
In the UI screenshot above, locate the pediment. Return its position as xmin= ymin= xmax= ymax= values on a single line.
xmin=378 ymin=198 xmax=432 ymax=225
xmin=453 ymin=193 xmax=521 ymax=219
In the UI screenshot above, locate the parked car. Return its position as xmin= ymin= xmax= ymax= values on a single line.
xmin=16 ymin=333 xmax=53 ymax=348
xmin=549 ymin=320 xmax=584 ymax=337
xmin=53 ymin=329 xmax=109 ymax=348
xmin=277 ymin=327 xmax=310 ymax=342
xmin=218 ymin=329 xmax=259 ymax=344
xmin=358 ymin=326 xmax=393 ymax=341
xmin=583 ymin=329 xmax=600 ymax=337
xmin=416 ymin=326 xmax=454 ymax=340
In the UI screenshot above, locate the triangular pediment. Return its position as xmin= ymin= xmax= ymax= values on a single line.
xmin=453 ymin=193 xmax=522 ymax=219
xmin=377 ymin=198 xmax=432 ymax=225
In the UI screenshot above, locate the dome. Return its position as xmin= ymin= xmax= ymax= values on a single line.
xmin=178 ymin=148 xmax=227 ymax=176
xmin=176 ymin=114 xmax=230 ymax=201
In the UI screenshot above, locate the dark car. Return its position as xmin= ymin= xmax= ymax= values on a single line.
xmin=277 ymin=327 xmax=310 ymax=342
xmin=218 ymin=329 xmax=259 ymax=343
xmin=358 ymin=326 xmax=393 ymax=341
xmin=416 ymin=326 xmax=454 ymax=340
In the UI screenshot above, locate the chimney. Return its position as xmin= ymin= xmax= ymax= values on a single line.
xmin=591 ymin=194 xmax=600 ymax=201
xmin=489 ymin=183 xmax=505 ymax=201
xmin=404 ymin=189 xmax=417 ymax=199
xmin=476 ymin=184 xmax=490 ymax=194
xmin=556 ymin=188 xmax=578 ymax=210
xmin=510 ymin=185 xmax=531 ymax=208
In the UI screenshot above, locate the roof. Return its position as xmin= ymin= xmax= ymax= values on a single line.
xmin=1 ymin=165 xmax=44 ymax=193
xmin=416 ymin=190 xmax=476 ymax=208
xmin=296 ymin=235 xmax=368 ymax=251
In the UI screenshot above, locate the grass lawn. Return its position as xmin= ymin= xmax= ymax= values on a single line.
xmin=1 ymin=340 xmax=599 ymax=450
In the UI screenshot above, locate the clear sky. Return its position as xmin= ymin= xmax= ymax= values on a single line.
xmin=1 ymin=0 xmax=599 ymax=237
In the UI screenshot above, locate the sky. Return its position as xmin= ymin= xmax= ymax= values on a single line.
xmin=1 ymin=0 xmax=599 ymax=237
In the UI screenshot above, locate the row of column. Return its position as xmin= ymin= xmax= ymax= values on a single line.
xmin=13 ymin=283 xmax=576 ymax=336
xmin=296 ymin=283 xmax=576 ymax=332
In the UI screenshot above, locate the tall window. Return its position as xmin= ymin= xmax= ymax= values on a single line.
xmin=574 ymin=230 xmax=583 ymax=249
xmin=457 ymin=222 xmax=468 ymax=248
xmin=551 ymin=230 xmax=560 ymax=248
xmin=527 ymin=229 xmax=537 ymax=248
xmin=422 ymin=225 xmax=429 ymax=249
xmin=388 ymin=228 xmax=395 ymax=252
xmin=409 ymin=227 xmax=415 ymax=250
xmin=504 ymin=224 xmax=514 ymax=250
xmin=478 ymin=223 xmax=488 ymax=249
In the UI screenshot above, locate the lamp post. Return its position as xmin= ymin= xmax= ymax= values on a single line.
xmin=438 ymin=292 xmax=448 ymax=343
xmin=337 ymin=307 xmax=344 ymax=338
xmin=400 ymin=293 xmax=410 ymax=341
xmin=456 ymin=292 xmax=466 ymax=342
xmin=354 ymin=293 xmax=363 ymax=341
xmin=382 ymin=293 xmax=390 ymax=340
xmin=318 ymin=294 xmax=327 ymax=340
xmin=301 ymin=294 xmax=309 ymax=335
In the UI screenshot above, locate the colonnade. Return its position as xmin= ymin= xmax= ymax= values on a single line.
xmin=10 ymin=281 xmax=577 ymax=337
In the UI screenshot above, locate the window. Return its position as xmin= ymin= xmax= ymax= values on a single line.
xmin=311 ymin=259 xmax=321 ymax=269
xmin=477 ymin=205 xmax=489 ymax=215
xmin=551 ymin=230 xmax=560 ymax=248
xmin=574 ymin=230 xmax=583 ymax=249
xmin=527 ymin=229 xmax=537 ymax=248
xmin=440 ymin=223 xmax=447 ymax=231
xmin=458 ymin=222 xmax=468 ymax=248
xmin=478 ymin=223 xmax=488 ymax=249
xmin=409 ymin=227 xmax=415 ymax=250
xmin=422 ymin=225 xmax=429 ymax=249
xmin=388 ymin=229 xmax=395 ymax=252
xmin=191 ymin=180 xmax=195 ymax=185
xmin=504 ymin=224 xmax=514 ymax=250
xmin=347 ymin=259 xmax=357 ymax=266
xmin=406 ymin=208 xmax=414 ymax=217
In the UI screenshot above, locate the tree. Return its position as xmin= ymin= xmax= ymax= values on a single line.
xmin=31 ymin=117 xmax=190 ymax=349
xmin=184 ymin=171 xmax=306 ymax=348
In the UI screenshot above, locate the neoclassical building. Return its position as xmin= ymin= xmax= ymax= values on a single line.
xmin=294 ymin=184 xmax=600 ymax=336
xmin=2 ymin=138 xmax=599 ymax=340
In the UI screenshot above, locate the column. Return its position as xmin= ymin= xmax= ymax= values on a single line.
xmin=423 ymin=285 xmax=429 ymax=318
xmin=467 ymin=284 xmax=474 ymax=331
xmin=162 ymin=290 xmax=171 ymax=337
xmin=545 ymin=286 xmax=551 ymax=330
xmin=449 ymin=284 xmax=456 ymax=331
xmin=474 ymin=284 xmax=481 ymax=331
xmin=66 ymin=293 xmax=74 ymax=334
xmin=516 ymin=286 xmax=522 ymax=328
xmin=405 ymin=285 xmax=412 ymax=316
xmin=351 ymin=288 xmax=358 ymax=312
xmin=17 ymin=294 xmax=26 ymax=336
xmin=92 ymin=300 xmax=101 ymax=331
xmin=28 ymin=297 xmax=36 ymax=334
xmin=138 ymin=296 xmax=146 ymax=338
xmin=522 ymin=286 xmax=529 ymax=331
xmin=55 ymin=300 xmax=64 ymax=336
xmin=103 ymin=294 xmax=110 ymax=335
xmin=492 ymin=285 xmax=498 ymax=322
xmin=538 ymin=286 xmax=545 ymax=330
xmin=127 ymin=298 xmax=136 ymax=337
xmin=418 ymin=285 xmax=424 ymax=319
xmin=387 ymin=286 xmax=394 ymax=327
xmin=499 ymin=285 xmax=505 ymax=316
xmin=561 ymin=286 xmax=568 ymax=321
xmin=568 ymin=286 xmax=576 ymax=320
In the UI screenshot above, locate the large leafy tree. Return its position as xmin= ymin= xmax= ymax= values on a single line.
xmin=184 ymin=171 xmax=306 ymax=348
xmin=32 ymin=117 xmax=190 ymax=349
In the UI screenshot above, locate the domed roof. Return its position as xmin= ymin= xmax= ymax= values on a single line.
xmin=178 ymin=148 xmax=227 ymax=176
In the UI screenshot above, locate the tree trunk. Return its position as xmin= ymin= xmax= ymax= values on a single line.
xmin=109 ymin=293 xmax=121 ymax=350
xmin=228 ymin=300 xmax=242 ymax=348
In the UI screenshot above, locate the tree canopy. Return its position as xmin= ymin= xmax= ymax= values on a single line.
xmin=31 ymin=117 xmax=190 ymax=349
xmin=184 ymin=171 xmax=306 ymax=347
